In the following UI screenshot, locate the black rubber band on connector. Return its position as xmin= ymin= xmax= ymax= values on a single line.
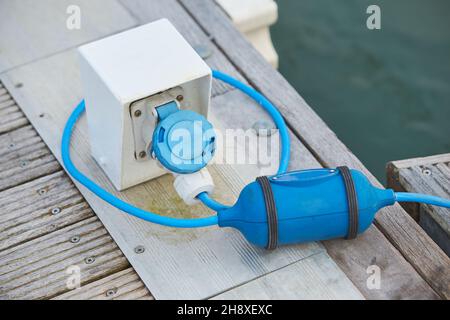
xmin=337 ymin=166 xmax=359 ymax=240
xmin=256 ymin=176 xmax=278 ymax=250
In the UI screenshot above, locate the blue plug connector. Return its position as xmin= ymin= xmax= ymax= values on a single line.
xmin=218 ymin=168 xmax=395 ymax=248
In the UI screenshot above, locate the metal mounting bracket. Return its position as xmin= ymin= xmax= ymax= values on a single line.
xmin=129 ymin=86 xmax=185 ymax=161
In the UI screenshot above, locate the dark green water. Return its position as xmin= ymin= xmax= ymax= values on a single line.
xmin=271 ymin=0 xmax=450 ymax=183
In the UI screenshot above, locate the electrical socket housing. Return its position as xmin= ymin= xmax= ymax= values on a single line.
xmin=78 ymin=19 xmax=212 ymax=190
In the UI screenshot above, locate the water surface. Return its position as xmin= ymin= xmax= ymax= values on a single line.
xmin=272 ymin=0 xmax=450 ymax=182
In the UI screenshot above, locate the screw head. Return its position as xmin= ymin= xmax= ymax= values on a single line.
xmin=70 ymin=236 xmax=80 ymax=243
xmin=38 ymin=189 xmax=47 ymax=195
xmin=20 ymin=161 xmax=28 ymax=168
xmin=84 ymin=256 xmax=95 ymax=264
xmin=8 ymin=143 xmax=15 ymax=149
xmin=15 ymin=83 xmax=23 ymax=88
xmin=134 ymin=110 xmax=142 ymax=117
xmin=176 ymin=95 xmax=184 ymax=102
xmin=51 ymin=207 xmax=61 ymax=215
xmin=134 ymin=245 xmax=145 ymax=254
xmin=422 ymin=168 xmax=431 ymax=176
xmin=138 ymin=151 xmax=147 ymax=159
xmin=105 ymin=288 xmax=118 ymax=297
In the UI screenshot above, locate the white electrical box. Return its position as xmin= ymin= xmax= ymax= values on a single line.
xmin=78 ymin=19 xmax=212 ymax=190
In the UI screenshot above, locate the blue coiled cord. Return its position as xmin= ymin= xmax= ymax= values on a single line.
xmin=62 ymin=70 xmax=449 ymax=229
xmin=62 ymin=70 xmax=290 ymax=227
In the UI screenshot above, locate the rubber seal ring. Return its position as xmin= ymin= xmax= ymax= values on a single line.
xmin=256 ymin=176 xmax=278 ymax=250
xmin=337 ymin=166 xmax=359 ymax=239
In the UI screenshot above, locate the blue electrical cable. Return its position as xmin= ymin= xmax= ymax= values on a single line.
xmin=62 ymin=70 xmax=450 ymax=229
xmin=196 ymin=192 xmax=230 ymax=211
xmin=62 ymin=100 xmax=218 ymax=228
xmin=196 ymin=70 xmax=291 ymax=210
xmin=62 ymin=70 xmax=290 ymax=227
xmin=395 ymin=192 xmax=450 ymax=208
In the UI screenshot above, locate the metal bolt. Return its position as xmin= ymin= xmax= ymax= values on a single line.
xmin=38 ymin=189 xmax=47 ymax=195
xmin=252 ymin=120 xmax=275 ymax=137
xmin=193 ymin=44 xmax=212 ymax=59
xmin=134 ymin=110 xmax=142 ymax=117
xmin=70 ymin=236 xmax=80 ymax=243
xmin=51 ymin=207 xmax=61 ymax=215
xmin=176 ymin=95 xmax=184 ymax=102
xmin=138 ymin=151 xmax=147 ymax=159
xmin=105 ymin=288 xmax=118 ymax=297
xmin=134 ymin=245 xmax=145 ymax=254
xmin=84 ymin=256 xmax=95 ymax=264
xmin=422 ymin=168 xmax=431 ymax=176
xmin=20 ymin=161 xmax=28 ymax=167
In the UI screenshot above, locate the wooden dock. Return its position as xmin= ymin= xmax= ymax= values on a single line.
xmin=0 ymin=0 xmax=449 ymax=299
xmin=388 ymin=154 xmax=450 ymax=257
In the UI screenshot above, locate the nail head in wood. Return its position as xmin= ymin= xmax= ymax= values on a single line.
xmin=134 ymin=245 xmax=145 ymax=254
xmin=70 ymin=236 xmax=80 ymax=243
xmin=84 ymin=256 xmax=95 ymax=264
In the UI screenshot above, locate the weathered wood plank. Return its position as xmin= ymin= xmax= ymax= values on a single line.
xmin=181 ymin=0 xmax=450 ymax=299
xmin=213 ymin=91 xmax=439 ymax=299
xmin=1 ymin=49 xmax=327 ymax=300
xmin=387 ymin=154 xmax=450 ymax=259
xmin=0 ymin=217 xmax=129 ymax=299
xmin=1 ymin=0 xmax=439 ymax=299
xmin=52 ymin=268 xmax=152 ymax=300
xmin=0 ymin=0 xmax=137 ymax=72
xmin=118 ymin=0 xmax=395 ymax=299
xmin=0 ymin=84 xmax=28 ymax=134
xmin=0 ymin=125 xmax=61 ymax=192
xmin=0 ymin=0 xmax=356 ymax=300
xmin=213 ymin=252 xmax=364 ymax=300
xmin=0 ymin=171 xmax=93 ymax=251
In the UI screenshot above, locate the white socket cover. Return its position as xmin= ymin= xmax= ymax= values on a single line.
xmin=78 ymin=19 xmax=212 ymax=190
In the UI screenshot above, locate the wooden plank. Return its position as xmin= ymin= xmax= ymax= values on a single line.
xmin=213 ymin=252 xmax=364 ymax=300
xmin=1 ymin=0 xmax=437 ymax=299
xmin=0 ymin=118 xmax=149 ymax=299
xmin=0 ymin=83 xmax=28 ymax=134
xmin=213 ymin=91 xmax=439 ymax=299
xmin=0 ymin=125 xmax=61 ymax=192
xmin=388 ymin=154 xmax=450 ymax=170
xmin=387 ymin=154 xmax=450 ymax=259
xmin=1 ymin=49 xmax=327 ymax=300
xmin=180 ymin=0 xmax=450 ymax=299
xmin=0 ymin=0 xmax=356 ymax=300
xmin=0 ymin=0 xmax=137 ymax=72
xmin=0 ymin=171 xmax=93 ymax=251
xmin=0 ymin=217 xmax=129 ymax=299
xmin=52 ymin=268 xmax=152 ymax=300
